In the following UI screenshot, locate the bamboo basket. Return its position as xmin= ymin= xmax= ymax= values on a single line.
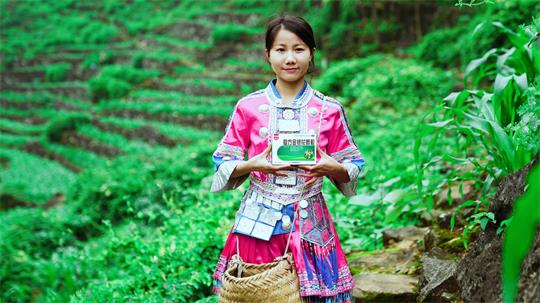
xmin=218 ymin=253 xmax=302 ymax=303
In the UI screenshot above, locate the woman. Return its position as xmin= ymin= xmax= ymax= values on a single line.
xmin=210 ymin=15 xmax=365 ymax=302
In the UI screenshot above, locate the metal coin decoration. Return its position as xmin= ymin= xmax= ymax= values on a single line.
xmin=283 ymin=109 xmax=295 ymax=120
xmin=300 ymin=209 xmax=309 ymax=219
xmin=299 ymin=199 xmax=308 ymax=208
xmin=308 ymin=107 xmax=318 ymax=117
xmin=282 ymin=215 xmax=292 ymax=229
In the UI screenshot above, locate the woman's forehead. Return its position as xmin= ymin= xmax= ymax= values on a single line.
xmin=272 ymin=29 xmax=306 ymax=46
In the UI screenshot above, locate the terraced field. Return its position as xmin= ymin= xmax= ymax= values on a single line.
xmin=1 ymin=1 xmax=276 ymax=207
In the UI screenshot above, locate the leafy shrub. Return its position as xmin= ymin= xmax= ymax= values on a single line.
xmin=88 ymin=65 xmax=160 ymax=101
xmin=44 ymin=62 xmax=71 ymax=82
xmin=0 ymin=207 xmax=78 ymax=302
xmin=66 ymin=142 xmax=214 ymax=239
xmin=78 ymin=21 xmax=119 ymax=44
xmin=44 ymin=112 xmax=92 ymax=143
xmin=211 ymin=24 xmax=259 ymax=44
xmin=89 ymin=76 xmax=131 ymax=101
xmin=414 ymin=19 xmax=539 ymax=250
xmin=329 ymin=54 xmax=455 ymax=133
xmin=82 ymin=51 xmax=114 ymax=70
xmin=410 ymin=0 xmax=540 ymax=69
xmin=313 ymin=54 xmax=382 ymax=97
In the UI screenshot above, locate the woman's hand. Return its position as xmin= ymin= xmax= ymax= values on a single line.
xmin=249 ymin=144 xmax=292 ymax=176
xmin=230 ymin=144 xmax=291 ymax=178
xmin=297 ymin=145 xmax=349 ymax=187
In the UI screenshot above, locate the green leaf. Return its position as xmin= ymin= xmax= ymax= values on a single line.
xmin=480 ymin=217 xmax=488 ymax=230
xmin=502 ymin=163 xmax=540 ymax=303
xmin=383 ymin=189 xmax=406 ymax=204
xmin=465 ymin=48 xmax=497 ymax=78
xmin=349 ymin=191 xmax=381 ymax=207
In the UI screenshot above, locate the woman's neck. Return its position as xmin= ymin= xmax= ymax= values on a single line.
xmin=275 ymin=78 xmax=305 ymax=105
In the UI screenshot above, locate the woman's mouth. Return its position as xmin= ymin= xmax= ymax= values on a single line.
xmin=284 ymin=68 xmax=299 ymax=73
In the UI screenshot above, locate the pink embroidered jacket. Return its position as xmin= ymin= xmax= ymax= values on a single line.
xmin=211 ymin=79 xmax=365 ymax=196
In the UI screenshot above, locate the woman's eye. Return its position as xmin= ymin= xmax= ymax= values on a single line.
xmin=296 ymin=48 xmax=305 ymax=52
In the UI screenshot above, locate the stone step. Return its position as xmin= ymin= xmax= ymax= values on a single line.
xmin=352 ymin=272 xmax=419 ymax=302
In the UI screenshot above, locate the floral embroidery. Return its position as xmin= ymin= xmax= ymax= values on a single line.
xmin=329 ymin=146 xmax=363 ymax=163
xmin=214 ymin=143 xmax=244 ymax=159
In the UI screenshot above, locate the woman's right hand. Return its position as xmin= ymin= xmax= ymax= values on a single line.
xmin=230 ymin=144 xmax=291 ymax=178
xmin=248 ymin=144 xmax=292 ymax=177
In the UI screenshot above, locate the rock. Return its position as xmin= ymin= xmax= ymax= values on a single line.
xmin=383 ymin=226 xmax=428 ymax=247
xmin=439 ymin=237 xmax=465 ymax=254
xmin=352 ymin=272 xmax=418 ymax=302
xmin=422 ymin=227 xmax=462 ymax=253
xmin=349 ymin=246 xmax=420 ymax=275
xmin=418 ymin=255 xmax=459 ymax=302
xmin=424 ymin=229 xmax=436 ymax=252
xmin=456 ymin=157 xmax=539 ymax=302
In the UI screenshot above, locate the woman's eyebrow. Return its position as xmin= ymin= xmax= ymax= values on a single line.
xmin=275 ymin=43 xmax=306 ymax=47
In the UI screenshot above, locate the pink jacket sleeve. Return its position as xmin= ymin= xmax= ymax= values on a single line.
xmin=326 ymin=102 xmax=365 ymax=196
xmin=211 ymin=101 xmax=250 ymax=192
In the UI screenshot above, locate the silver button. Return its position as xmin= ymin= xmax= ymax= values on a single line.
xmin=308 ymin=107 xmax=318 ymax=117
xmin=259 ymin=127 xmax=268 ymax=138
xmin=258 ymin=104 xmax=269 ymax=113
xmin=300 ymin=209 xmax=309 ymax=219
xmin=299 ymin=199 xmax=308 ymax=208
xmin=283 ymin=109 xmax=295 ymax=120
xmin=281 ymin=215 xmax=291 ymax=229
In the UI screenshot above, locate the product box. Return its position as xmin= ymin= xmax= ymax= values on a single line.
xmin=271 ymin=133 xmax=317 ymax=165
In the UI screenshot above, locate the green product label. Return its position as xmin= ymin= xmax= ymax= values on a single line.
xmin=277 ymin=145 xmax=315 ymax=161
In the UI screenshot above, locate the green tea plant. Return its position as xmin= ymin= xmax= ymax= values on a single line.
xmin=0 ymin=148 xmax=76 ymax=204
xmin=210 ymin=24 xmax=261 ymax=44
xmin=45 ymin=63 xmax=72 ymax=82
xmin=89 ymin=65 xmax=160 ymax=101
xmin=44 ymin=113 xmax=92 ymax=143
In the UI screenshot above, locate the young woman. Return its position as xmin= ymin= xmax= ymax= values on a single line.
xmin=210 ymin=15 xmax=365 ymax=302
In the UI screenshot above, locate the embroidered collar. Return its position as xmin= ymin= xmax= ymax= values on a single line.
xmin=264 ymin=78 xmax=313 ymax=108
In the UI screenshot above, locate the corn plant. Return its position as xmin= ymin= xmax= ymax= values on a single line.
xmin=415 ymin=20 xmax=539 ymax=200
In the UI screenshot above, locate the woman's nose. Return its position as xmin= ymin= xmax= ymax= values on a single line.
xmin=285 ymin=51 xmax=296 ymax=63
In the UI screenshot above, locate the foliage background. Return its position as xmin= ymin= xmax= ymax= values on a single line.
xmin=0 ymin=0 xmax=538 ymax=302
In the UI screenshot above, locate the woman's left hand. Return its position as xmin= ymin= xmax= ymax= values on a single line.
xmin=296 ymin=145 xmax=349 ymax=187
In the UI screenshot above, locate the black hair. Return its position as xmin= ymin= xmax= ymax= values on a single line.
xmin=264 ymin=15 xmax=316 ymax=74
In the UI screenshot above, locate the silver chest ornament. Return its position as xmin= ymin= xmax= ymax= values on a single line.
xmin=283 ymin=109 xmax=295 ymax=120
xmin=259 ymin=127 xmax=268 ymax=138
xmin=308 ymin=107 xmax=319 ymax=117
xmin=258 ymin=104 xmax=269 ymax=113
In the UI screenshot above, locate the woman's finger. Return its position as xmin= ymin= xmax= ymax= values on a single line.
xmin=316 ymin=145 xmax=326 ymax=156
xmin=263 ymin=144 xmax=272 ymax=155
xmin=304 ymin=177 xmax=318 ymax=188
xmin=269 ymin=171 xmax=289 ymax=177
xmin=296 ymin=165 xmax=313 ymax=171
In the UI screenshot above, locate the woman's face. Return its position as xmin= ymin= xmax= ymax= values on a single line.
xmin=266 ymin=28 xmax=313 ymax=84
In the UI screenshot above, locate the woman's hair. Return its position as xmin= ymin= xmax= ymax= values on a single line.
xmin=264 ymin=15 xmax=317 ymax=74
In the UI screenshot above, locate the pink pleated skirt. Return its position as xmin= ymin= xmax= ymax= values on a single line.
xmin=212 ymin=195 xmax=355 ymax=302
